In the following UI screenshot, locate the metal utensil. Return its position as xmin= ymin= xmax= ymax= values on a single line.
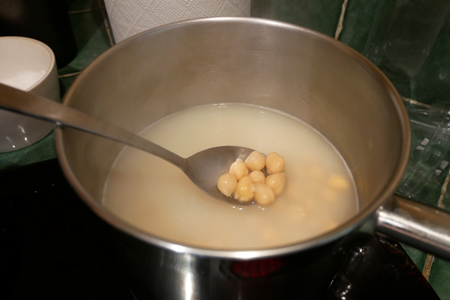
xmin=0 ymin=83 xmax=254 ymax=205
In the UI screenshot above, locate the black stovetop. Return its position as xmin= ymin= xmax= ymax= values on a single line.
xmin=0 ymin=159 xmax=440 ymax=300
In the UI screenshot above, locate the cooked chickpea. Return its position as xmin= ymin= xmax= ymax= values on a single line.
xmin=245 ymin=151 xmax=266 ymax=171
xmin=327 ymin=175 xmax=350 ymax=190
xmin=249 ymin=170 xmax=265 ymax=184
xmin=254 ymin=183 xmax=276 ymax=206
xmin=217 ymin=173 xmax=237 ymax=197
xmin=229 ymin=158 xmax=248 ymax=181
xmin=265 ymin=173 xmax=286 ymax=195
xmin=233 ymin=175 xmax=254 ymax=202
xmin=217 ymin=151 xmax=286 ymax=204
xmin=266 ymin=152 xmax=285 ymax=174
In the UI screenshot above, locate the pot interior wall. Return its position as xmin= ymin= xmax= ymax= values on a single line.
xmin=59 ymin=19 xmax=407 ymax=231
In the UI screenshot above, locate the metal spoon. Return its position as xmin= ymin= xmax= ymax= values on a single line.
xmin=0 ymin=83 xmax=255 ymax=205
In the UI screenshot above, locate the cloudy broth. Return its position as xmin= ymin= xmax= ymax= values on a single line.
xmin=103 ymin=104 xmax=358 ymax=250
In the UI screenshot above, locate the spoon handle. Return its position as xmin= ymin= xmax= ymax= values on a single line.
xmin=0 ymin=83 xmax=185 ymax=168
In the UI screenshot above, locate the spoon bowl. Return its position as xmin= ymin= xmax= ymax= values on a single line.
xmin=0 ymin=83 xmax=254 ymax=205
xmin=185 ymin=145 xmax=255 ymax=204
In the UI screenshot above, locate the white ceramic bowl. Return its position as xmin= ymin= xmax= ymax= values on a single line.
xmin=0 ymin=36 xmax=60 ymax=152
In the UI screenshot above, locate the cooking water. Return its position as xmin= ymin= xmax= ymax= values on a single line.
xmin=103 ymin=104 xmax=358 ymax=249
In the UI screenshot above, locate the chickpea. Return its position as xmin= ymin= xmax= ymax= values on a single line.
xmin=217 ymin=173 xmax=237 ymax=197
xmin=254 ymin=183 xmax=276 ymax=206
xmin=229 ymin=158 xmax=248 ymax=181
xmin=245 ymin=151 xmax=266 ymax=171
xmin=234 ymin=176 xmax=254 ymax=202
xmin=249 ymin=170 xmax=265 ymax=184
xmin=327 ymin=175 xmax=350 ymax=190
xmin=265 ymin=173 xmax=286 ymax=195
xmin=266 ymin=152 xmax=285 ymax=174
xmin=217 ymin=151 xmax=286 ymax=204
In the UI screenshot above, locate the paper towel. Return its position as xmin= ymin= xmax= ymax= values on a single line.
xmin=104 ymin=0 xmax=252 ymax=43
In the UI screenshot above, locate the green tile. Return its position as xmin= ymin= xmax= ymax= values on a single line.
xmin=59 ymin=6 xmax=111 ymax=75
xmin=59 ymin=74 xmax=80 ymax=97
xmin=338 ymin=0 xmax=380 ymax=53
xmin=428 ymin=257 xmax=450 ymax=300
xmin=414 ymin=17 xmax=450 ymax=107
xmin=252 ymin=0 xmax=344 ymax=37
xmin=0 ymin=132 xmax=56 ymax=172
xmin=396 ymin=104 xmax=450 ymax=208
xmin=363 ymin=0 xmax=450 ymax=102
xmin=440 ymin=176 xmax=450 ymax=210
xmin=250 ymin=0 xmax=273 ymax=18
xmin=401 ymin=244 xmax=428 ymax=271
xmin=66 ymin=0 xmax=100 ymax=11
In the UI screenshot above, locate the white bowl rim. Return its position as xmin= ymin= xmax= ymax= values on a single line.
xmin=0 ymin=36 xmax=56 ymax=91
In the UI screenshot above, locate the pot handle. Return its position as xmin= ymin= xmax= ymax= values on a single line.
xmin=376 ymin=194 xmax=450 ymax=260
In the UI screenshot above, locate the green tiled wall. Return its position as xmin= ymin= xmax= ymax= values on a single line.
xmin=429 ymin=257 xmax=450 ymax=298
xmin=2 ymin=0 xmax=450 ymax=298
xmin=60 ymin=0 xmax=113 ymax=90
xmin=253 ymin=0 xmax=450 ymax=108
xmin=338 ymin=0 xmax=380 ymax=53
xmin=253 ymin=0 xmax=345 ymax=37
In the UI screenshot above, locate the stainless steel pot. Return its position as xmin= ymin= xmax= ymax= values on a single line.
xmin=55 ymin=18 xmax=450 ymax=299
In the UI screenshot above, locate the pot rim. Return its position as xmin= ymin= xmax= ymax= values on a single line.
xmin=55 ymin=17 xmax=411 ymax=259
